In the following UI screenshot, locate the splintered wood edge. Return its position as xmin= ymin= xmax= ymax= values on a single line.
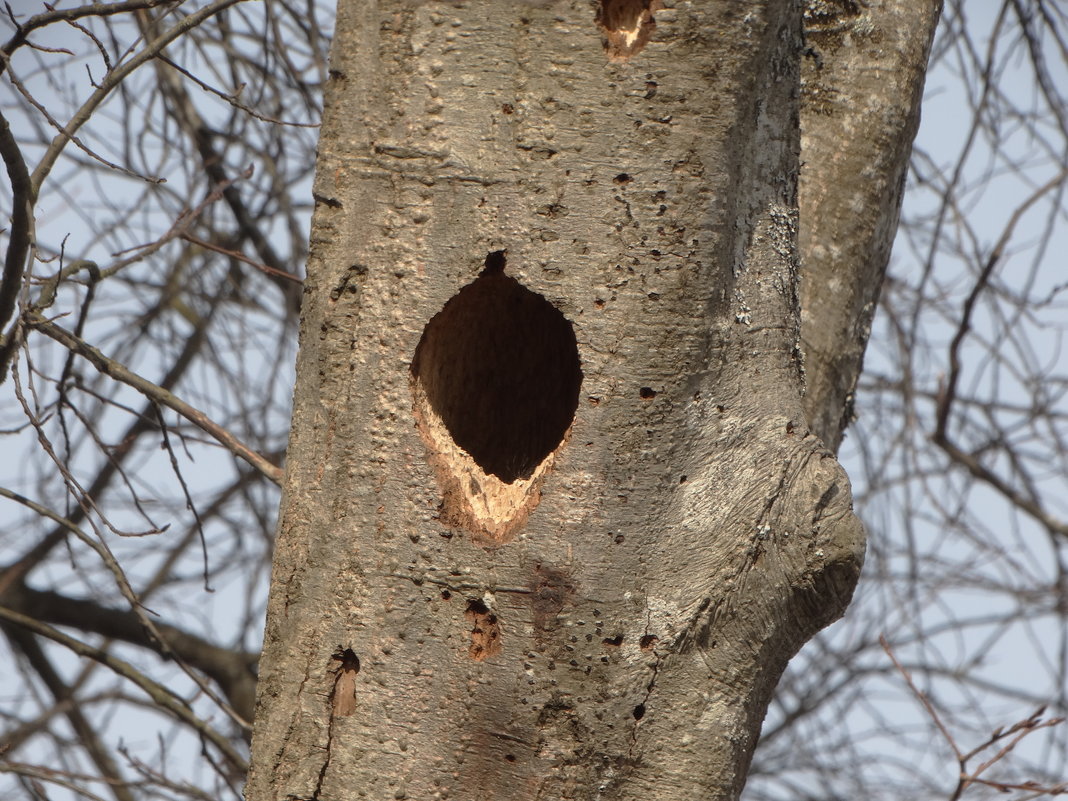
xmin=410 ymin=377 xmax=561 ymax=543
xmin=597 ymin=0 xmax=665 ymax=61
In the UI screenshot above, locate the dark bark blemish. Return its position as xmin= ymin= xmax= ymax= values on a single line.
xmin=313 ymin=192 xmax=342 ymax=209
xmin=480 ymin=249 xmax=507 ymax=276
xmin=529 ymin=563 xmax=576 ymax=636
xmin=329 ymin=264 xmax=367 ymax=301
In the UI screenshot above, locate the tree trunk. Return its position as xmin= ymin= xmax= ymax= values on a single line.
xmin=798 ymin=0 xmax=942 ymax=452
xmin=246 ymin=1 xmax=937 ymax=799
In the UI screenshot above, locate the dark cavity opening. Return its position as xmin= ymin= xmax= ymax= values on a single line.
xmin=466 ymin=598 xmax=490 ymax=615
xmin=411 ymin=254 xmax=582 ymax=483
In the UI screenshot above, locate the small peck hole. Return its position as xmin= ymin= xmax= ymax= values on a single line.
xmin=597 ymin=0 xmax=664 ymax=61
xmin=465 ymin=598 xmax=503 ymax=661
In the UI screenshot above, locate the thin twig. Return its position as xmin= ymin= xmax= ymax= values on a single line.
xmin=0 ymin=107 xmax=34 ymax=383
xmin=880 ymin=635 xmax=962 ymax=759
xmin=1 ymin=0 xmax=177 ymax=72
xmin=0 ymin=606 xmax=248 ymax=772
xmin=27 ymin=315 xmax=283 ymax=483
xmin=883 ymin=635 xmax=1067 ymax=799
xmin=29 ymin=0 xmax=249 ymax=196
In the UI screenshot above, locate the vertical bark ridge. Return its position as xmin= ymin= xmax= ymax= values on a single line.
xmin=798 ymin=0 xmax=943 ymax=452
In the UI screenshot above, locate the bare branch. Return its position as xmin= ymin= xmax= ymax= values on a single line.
xmin=28 ymin=315 xmax=283 ymax=484
xmin=0 ymin=605 xmax=248 ymax=772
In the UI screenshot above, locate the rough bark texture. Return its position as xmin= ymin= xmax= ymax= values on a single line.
xmin=798 ymin=0 xmax=942 ymax=451
xmin=246 ymin=1 xmax=934 ymax=799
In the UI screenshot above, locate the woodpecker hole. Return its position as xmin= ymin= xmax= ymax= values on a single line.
xmin=411 ymin=252 xmax=582 ymax=541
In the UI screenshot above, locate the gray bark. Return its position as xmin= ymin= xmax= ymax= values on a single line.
xmin=798 ymin=0 xmax=942 ymax=452
xmin=246 ymin=1 xmax=936 ymax=799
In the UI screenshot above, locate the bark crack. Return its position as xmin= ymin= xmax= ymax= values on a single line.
xmin=311 ymin=648 xmax=359 ymax=801
xmin=311 ymin=721 xmax=333 ymax=801
xmin=270 ymin=656 xmax=322 ymax=797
